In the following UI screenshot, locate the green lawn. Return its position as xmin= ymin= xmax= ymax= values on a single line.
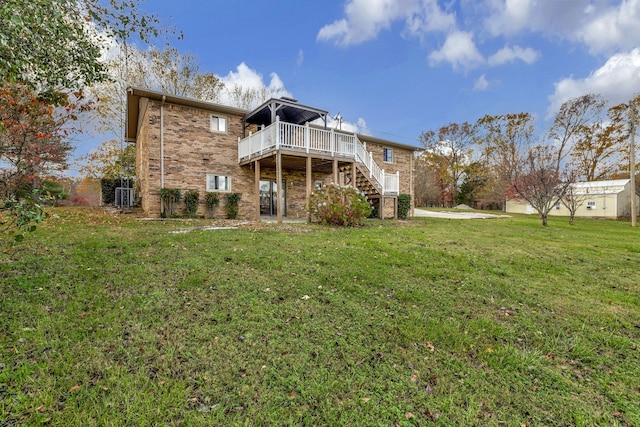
xmin=1 ymin=208 xmax=639 ymax=426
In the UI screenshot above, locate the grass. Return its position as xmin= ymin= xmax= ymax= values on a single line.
xmin=1 ymin=207 xmax=639 ymax=426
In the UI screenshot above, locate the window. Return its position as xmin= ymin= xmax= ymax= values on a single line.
xmin=314 ymin=180 xmax=324 ymax=190
xmin=383 ymin=147 xmax=393 ymax=163
xmin=586 ymin=201 xmax=596 ymax=209
xmin=206 ymin=174 xmax=231 ymax=192
xmin=210 ymin=115 xmax=227 ymax=133
xmin=555 ymin=201 xmax=561 ymax=210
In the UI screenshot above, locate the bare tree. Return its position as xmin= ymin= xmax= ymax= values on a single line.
xmin=560 ymin=182 xmax=588 ymax=225
xmin=513 ymin=144 xmax=573 ymax=226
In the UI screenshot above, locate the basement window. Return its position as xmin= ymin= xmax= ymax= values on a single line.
xmin=210 ymin=115 xmax=227 ymax=133
xmin=206 ymin=174 xmax=231 ymax=192
xmin=586 ymin=201 xmax=596 ymax=209
xmin=383 ymin=147 xmax=393 ymax=163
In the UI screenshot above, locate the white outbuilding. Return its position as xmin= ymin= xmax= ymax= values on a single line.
xmin=506 ymin=179 xmax=639 ymax=219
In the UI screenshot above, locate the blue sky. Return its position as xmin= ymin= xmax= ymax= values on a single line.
xmin=136 ymin=0 xmax=640 ymax=147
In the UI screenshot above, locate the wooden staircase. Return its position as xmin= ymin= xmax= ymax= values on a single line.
xmin=339 ymin=164 xmax=382 ymax=198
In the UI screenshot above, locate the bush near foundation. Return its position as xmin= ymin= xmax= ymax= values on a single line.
xmin=308 ymin=184 xmax=372 ymax=226
xmin=398 ymin=194 xmax=411 ymax=219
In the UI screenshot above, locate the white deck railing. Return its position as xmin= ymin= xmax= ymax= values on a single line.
xmin=238 ymin=118 xmax=399 ymax=195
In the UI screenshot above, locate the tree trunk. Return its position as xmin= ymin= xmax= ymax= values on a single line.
xmin=569 ymin=213 xmax=575 ymax=225
xmin=541 ymin=213 xmax=548 ymax=226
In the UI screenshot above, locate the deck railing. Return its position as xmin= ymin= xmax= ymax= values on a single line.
xmin=238 ymin=118 xmax=399 ymax=195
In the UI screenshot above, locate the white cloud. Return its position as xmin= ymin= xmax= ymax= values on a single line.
xmin=428 ymin=31 xmax=484 ymax=71
xmin=577 ymin=0 xmax=640 ymax=54
xmin=317 ymin=0 xmax=456 ymax=46
xmin=218 ymin=62 xmax=292 ymax=109
xmin=474 ymin=74 xmax=489 ymax=91
xmin=484 ymin=0 xmax=640 ymax=55
xmin=488 ymin=45 xmax=540 ymax=66
xmin=547 ymin=48 xmax=640 ymax=118
xmin=485 ymin=0 xmax=537 ymax=36
xmin=404 ymin=0 xmax=457 ymax=37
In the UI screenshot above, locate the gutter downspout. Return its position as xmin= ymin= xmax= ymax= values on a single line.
xmin=160 ymin=95 xmax=166 ymax=189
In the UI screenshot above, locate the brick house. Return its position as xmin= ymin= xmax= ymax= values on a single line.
xmin=125 ymin=87 xmax=418 ymax=221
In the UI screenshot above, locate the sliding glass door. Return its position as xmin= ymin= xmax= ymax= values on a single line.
xmin=259 ymin=180 xmax=286 ymax=216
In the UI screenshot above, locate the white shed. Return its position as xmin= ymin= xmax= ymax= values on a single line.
xmin=506 ymin=179 xmax=639 ymax=219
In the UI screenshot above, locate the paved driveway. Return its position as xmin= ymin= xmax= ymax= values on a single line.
xmin=413 ymin=209 xmax=511 ymax=219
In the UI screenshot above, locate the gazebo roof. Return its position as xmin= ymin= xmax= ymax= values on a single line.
xmin=243 ymin=97 xmax=328 ymax=131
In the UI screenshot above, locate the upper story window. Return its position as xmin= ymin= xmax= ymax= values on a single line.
xmin=211 ymin=115 xmax=227 ymax=133
xmin=383 ymin=147 xmax=393 ymax=163
xmin=206 ymin=174 xmax=231 ymax=192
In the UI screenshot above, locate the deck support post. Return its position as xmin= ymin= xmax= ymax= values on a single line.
xmin=306 ymin=156 xmax=312 ymax=223
xmin=276 ymin=151 xmax=283 ymax=224
xmin=254 ymin=160 xmax=261 ymax=221
xmin=332 ymin=159 xmax=339 ymax=184
xmin=351 ymin=162 xmax=357 ymax=188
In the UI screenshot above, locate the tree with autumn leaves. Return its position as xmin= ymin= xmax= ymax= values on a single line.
xmin=0 ymin=84 xmax=87 ymax=198
xmin=417 ymin=93 xmax=639 ymax=225
xmin=1 ymin=0 xmax=166 ymax=241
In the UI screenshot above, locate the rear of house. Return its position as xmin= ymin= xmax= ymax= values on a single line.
xmin=505 ymin=179 xmax=638 ymax=219
xmin=126 ymin=88 xmax=417 ymax=220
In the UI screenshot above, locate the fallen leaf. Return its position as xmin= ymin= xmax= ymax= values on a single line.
xmin=486 ymin=347 xmax=493 ymax=353
xmin=427 ymin=342 xmax=435 ymax=352
xmin=79 ymin=312 xmax=87 ymax=319
xmin=361 ymin=397 xmax=371 ymax=403
xmin=68 ymin=385 xmax=81 ymax=393
xmin=405 ymin=412 xmax=415 ymax=419
xmin=410 ymin=374 xmax=418 ymax=382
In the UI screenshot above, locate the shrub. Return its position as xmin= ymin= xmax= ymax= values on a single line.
xmin=160 ymin=188 xmax=181 ymax=218
xmin=398 ymin=194 xmax=411 ymax=219
xmin=224 ymin=193 xmax=241 ymax=219
xmin=205 ymin=192 xmax=220 ymax=218
xmin=308 ymin=184 xmax=372 ymax=226
xmin=183 ymin=189 xmax=199 ymax=218
xmin=1 ymin=189 xmax=53 ymax=243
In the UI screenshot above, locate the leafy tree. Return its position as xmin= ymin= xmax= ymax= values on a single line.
xmin=419 ymin=122 xmax=477 ymax=207
xmin=1 ymin=0 xmax=163 ymax=94
xmin=455 ymin=161 xmax=488 ymax=207
xmin=77 ymin=139 xmax=135 ymax=179
xmin=90 ymin=44 xmax=224 ymax=138
xmin=1 ymin=0 xmax=165 ymax=240
xmin=608 ymin=94 xmax=640 ymax=184
xmin=547 ymin=94 xmax=606 ymax=173
xmin=0 ymin=83 xmax=85 ymax=198
xmin=475 ymin=113 xmax=535 ymax=209
xmin=0 ymin=0 xmax=105 ymax=93
xmin=414 ymin=154 xmax=442 ymax=207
